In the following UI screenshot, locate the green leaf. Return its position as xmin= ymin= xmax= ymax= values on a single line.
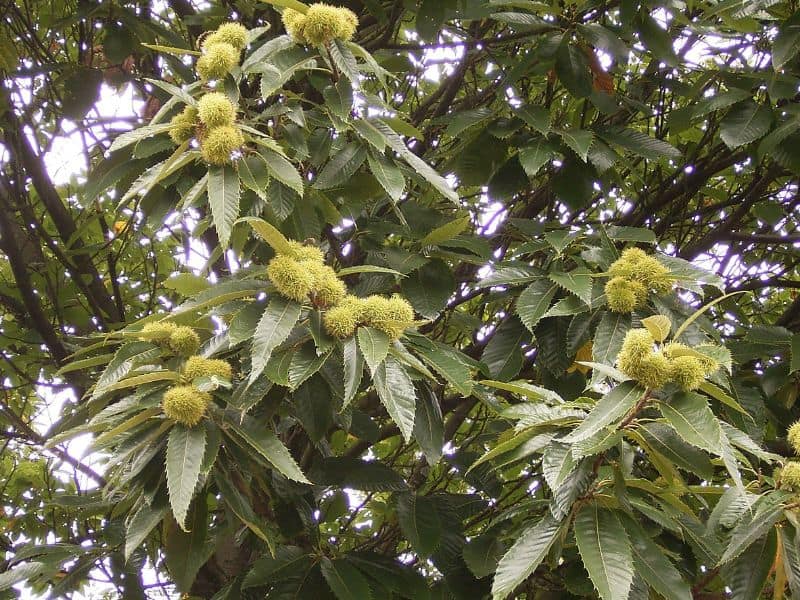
xmin=773 ymin=12 xmax=800 ymax=70
xmin=92 ymin=341 xmax=161 ymax=399
xmin=577 ymin=23 xmax=628 ymax=59
xmin=166 ymin=425 xmax=206 ymax=530
xmin=330 ymin=39 xmax=359 ymax=84
xmin=400 ymin=259 xmax=456 ymax=319
xmin=557 ymin=128 xmax=594 ymax=162
xmin=0 ymin=562 xmax=49 ymax=593
xmin=592 ymin=312 xmax=631 ymax=367
xmin=342 ymin=337 xmax=364 ymax=409
xmin=354 ymin=118 xmax=458 ymax=203
xmin=164 ymin=273 xmax=211 ymax=297
xmin=250 ymin=297 xmax=302 ymax=383
xmin=725 ymin=528 xmax=777 ymax=600
xmin=225 ymin=415 xmax=310 ymax=483
xmin=261 ymin=0 xmax=309 ymax=13
xmin=639 ymin=422 xmax=714 ymax=480
xmin=641 ymin=315 xmax=671 ymax=342
xmin=463 ymin=532 xmax=504 ymax=579
xmin=597 ymin=127 xmax=681 ymax=161
xmin=214 ymin=466 xmax=276 ymax=550
xmin=372 ymin=356 xmax=416 ymax=442
xmin=337 ymin=265 xmax=404 ymax=277
xmin=516 ymin=279 xmax=558 ymax=333
xmin=172 ymin=280 xmax=266 ymax=315
xmin=566 ymin=381 xmax=643 ymax=443
xmin=720 ymin=101 xmax=773 ymax=148
xmin=550 ymin=268 xmax=593 ymax=306
xmin=164 ymin=498 xmax=214 ymax=593
xmin=574 ymin=504 xmax=634 ymax=600
xmin=719 ymin=494 xmax=784 ymax=565
xmin=621 ymin=516 xmax=691 ymax=600
xmin=491 ymin=513 xmax=563 ymax=600
xmin=125 ymin=500 xmax=167 ymax=562
xmin=207 ymin=164 xmax=239 ymax=248
xmin=396 ymin=493 xmax=442 ymax=557
xmin=516 ymin=104 xmax=551 ymax=134
xmin=792 ymin=333 xmax=800 ymax=373
xmin=555 ymin=41 xmax=592 ymax=98
xmin=420 ymin=215 xmax=471 ymax=246
xmin=260 ymin=147 xmax=304 ymax=196
xmin=413 ymin=382 xmax=444 ymax=465
xmin=406 ymin=337 xmax=474 ymax=397
xmin=358 ymin=327 xmax=391 ymax=373
xmin=638 ymin=13 xmax=678 ymax=66
xmin=238 ymin=216 xmax=296 ymax=254
xmin=660 ymin=391 xmax=742 ymax=489
xmin=367 ymin=150 xmax=405 ymax=202
xmin=518 ymin=138 xmax=556 ymax=177
xmin=482 ymin=317 xmax=528 ymax=381
xmin=310 ymin=457 xmax=408 ymax=491
xmin=315 ymin=143 xmax=367 ymax=189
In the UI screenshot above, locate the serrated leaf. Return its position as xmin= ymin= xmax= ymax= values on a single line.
xmin=207 ymin=164 xmax=240 ymax=248
xmin=592 ymin=312 xmax=631 ymax=367
xmin=622 ymin=516 xmax=692 ymax=600
xmin=555 ymin=42 xmax=592 ymax=98
xmin=518 ymin=138 xmax=556 ymax=177
xmin=420 ymin=215 xmax=471 ymax=246
xmin=550 ymin=268 xmax=593 ymax=306
xmin=660 ymin=391 xmax=742 ymax=490
xmin=225 ymin=414 xmax=310 ymax=483
xmin=342 ymin=337 xmax=363 ymax=409
xmin=164 ymin=497 xmax=214 ymax=592
xmin=725 ymin=528 xmax=777 ymax=600
xmin=641 ymin=315 xmax=671 ymax=342
xmin=720 ymin=101 xmax=773 ymax=148
xmin=321 ymin=558 xmax=372 ymax=600
xmin=597 ymin=127 xmax=681 ymax=160
xmin=372 ymin=356 xmax=416 ymax=441
xmin=491 ymin=513 xmax=563 ymax=600
xmin=92 ymin=342 xmax=161 ymax=400
xmin=250 ymin=297 xmax=302 ymax=383
xmin=574 ymin=504 xmax=634 ymax=600
xmin=166 ymin=425 xmax=207 ymax=530
xmin=367 ymin=150 xmax=405 ymax=201
xmin=260 ymin=147 xmax=304 ymax=196
xmin=315 ymin=143 xmax=367 ymax=189
xmin=330 ymin=39 xmax=359 ymax=84
xmin=358 ymin=327 xmax=391 ymax=373
xmin=558 ymin=128 xmax=594 ymax=161
xmin=413 ymin=382 xmax=444 ymax=465
xmin=125 ymin=500 xmax=166 ymax=561
xmin=719 ymin=494 xmax=784 ymax=565
xmin=516 ymin=279 xmax=558 ymax=333
xmin=396 ymin=493 xmax=442 ymax=557
xmin=566 ymin=380 xmax=643 ymax=443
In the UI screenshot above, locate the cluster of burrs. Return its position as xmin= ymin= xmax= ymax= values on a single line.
xmin=265 ymin=241 xmax=415 ymax=342
xmin=282 ymin=3 xmax=358 ymax=46
xmin=605 ymin=248 xmax=675 ymax=313
xmin=169 ymin=23 xmax=248 ymax=164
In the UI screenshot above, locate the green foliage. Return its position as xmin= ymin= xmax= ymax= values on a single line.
xmin=2 ymin=0 xmax=800 ymax=598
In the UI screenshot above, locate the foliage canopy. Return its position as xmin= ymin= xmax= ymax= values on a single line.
xmin=1 ymin=0 xmax=800 ymax=598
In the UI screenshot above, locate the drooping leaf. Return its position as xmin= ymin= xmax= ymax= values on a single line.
xmin=574 ymin=503 xmax=634 ymax=600
xmin=372 ymin=356 xmax=417 ymax=441
xmin=166 ymin=425 xmax=207 ymax=530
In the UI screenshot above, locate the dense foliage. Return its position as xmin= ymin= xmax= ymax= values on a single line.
xmin=1 ymin=0 xmax=800 ymax=598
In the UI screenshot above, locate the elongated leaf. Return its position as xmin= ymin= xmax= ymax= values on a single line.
xmin=597 ymin=127 xmax=681 ymax=160
xmin=491 ymin=513 xmax=563 ymax=600
xmin=574 ymin=504 xmax=634 ymax=600
xmin=321 ymin=557 xmax=373 ymax=600
xmin=358 ymin=327 xmax=390 ymax=373
xmin=622 ymin=516 xmax=692 ymax=600
xmin=166 ymin=425 xmax=206 ymax=530
xmin=719 ymin=494 xmax=784 ymax=565
xmin=396 ymin=493 xmax=442 ymax=557
xmin=592 ymin=312 xmax=631 ymax=367
xmin=372 ymin=356 xmax=416 ymax=441
xmin=250 ymin=297 xmax=302 ymax=383
xmin=237 ymin=216 xmax=294 ymax=254
xmin=260 ymin=147 xmax=304 ymax=196
xmin=516 ymin=279 xmax=558 ymax=333
xmin=413 ymin=382 xmax=444 ymax=465
xmin=342 ymin=337 xmax=363 ymax=409
xmin=566 ymin=380 xmax=643 ymax=443
xmin=207 ymin=165 xmax=239 ymax=247
xmin=93 ymin=342 xmax=160 ymax=399
xmin=225 ymin=415 xmax=310 ymax=483
xmin=720 ymin=101 xmax=773 ymax=148
xmin=725 ymin=528 xmax=777 ymax=600
xmin=550 ymin=268 xmax=593 ymax=306
xmin=164 ymin=497 xmax=214 ymax=592
xmin=125 ymin=500 xmax=167 ymax=562
xmin=367 ymin=150 xmax=405 ymax=201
